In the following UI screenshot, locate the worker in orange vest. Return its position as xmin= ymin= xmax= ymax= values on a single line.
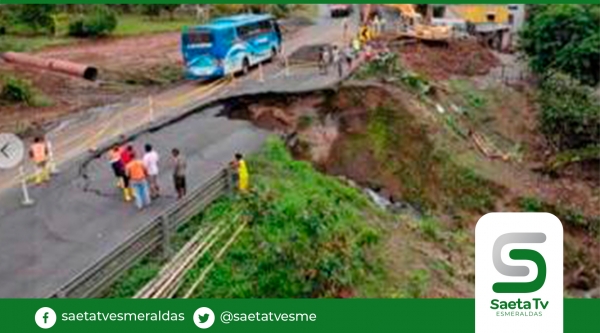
xmin=29 ymin=136 xmax=50 ymax=185
xmin=125 ymin=151 xmax=151 ymax=210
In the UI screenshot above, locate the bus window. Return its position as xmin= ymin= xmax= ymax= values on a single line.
xmin=258 ymin=20 xmax=271 ymax=33
xmin=219 ymin=28 xmax=235 ymax=44
xmin=186 ymin=30 xmax=212 ymax=49
xmin=237 ymin=20 xmax=272 ymax=40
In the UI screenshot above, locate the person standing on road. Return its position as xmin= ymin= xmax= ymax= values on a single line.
xmin=352 ymin=37 xmax=361 ymax=54
xmin=126 ymin=151 xmax=151 ymax=210
xmin=143 ymin=144 xmax=160 ymax=199
xmin=319 ymin=46 xmax=331 ymax=75
xmin=344 ymin=43 xmax=354 ymax=70
xmin=171 ymin=148 xmax=187 ymax=199
xmin=230 ymin=153 xmax=249 ymax=193
xmin=372 ymin=15 xmax=381 ymax=35
xmin=121 ymin=145 xmax=134 ymax=166
xmin=29 ymin=136 xmax=50 ymax=185
xmin=332 ymin=45 xmax=343 ymax=78
xmin=342 ymin=16 xmax=349 ymax=43
xmin=109 ymin=144 xmax=132 ymax=202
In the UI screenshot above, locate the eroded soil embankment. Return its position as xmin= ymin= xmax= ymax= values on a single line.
xmin=219 ymin=83 xmax=600 ymax=297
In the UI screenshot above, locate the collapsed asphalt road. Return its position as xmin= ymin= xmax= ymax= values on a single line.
xmin=0 ymin=5 xmax=362 ymax=297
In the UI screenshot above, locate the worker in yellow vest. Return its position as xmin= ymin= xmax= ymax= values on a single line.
xmin=230 ymin=153 xmax=249 ymax=193
xmin=29 ymin=136 xmax=50 ymax=185
xmin=359 ymin=25 xmax=373 ymax=44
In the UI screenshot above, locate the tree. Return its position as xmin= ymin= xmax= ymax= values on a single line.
xmin=68 ymin=5 xmax=117 ymax=38
xmin=538 ymin=73 xmax=600 ymax=151
xmin=519 ymin=4 xmax=600 ymax=86
xmin=141 ymin=5 xmax=179 ymax=19
xmin=13 ymin=4 xmax=57 ymax=34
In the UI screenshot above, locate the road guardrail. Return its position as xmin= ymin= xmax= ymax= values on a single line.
xmin=48 ymin=168 xmax=233 ymax=298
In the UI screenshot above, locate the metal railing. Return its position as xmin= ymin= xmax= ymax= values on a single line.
xmin=48 ymin=168 xmax=233 ymax=298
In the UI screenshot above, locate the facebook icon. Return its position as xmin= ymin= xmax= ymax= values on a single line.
xmin=35 ymin=307 xmax=56 ymax=329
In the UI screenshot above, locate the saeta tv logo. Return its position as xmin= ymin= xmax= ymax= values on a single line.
xmin=492 ymin=232 xmax=546 ymax=293
xmin=476 ymin=213 xmax=563 ymax=333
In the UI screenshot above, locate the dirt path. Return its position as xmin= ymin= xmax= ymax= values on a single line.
xmin=37 ymin=32 xmax=182 ymax=67
xmin=0 ymin=32 xmax=185 ymax=133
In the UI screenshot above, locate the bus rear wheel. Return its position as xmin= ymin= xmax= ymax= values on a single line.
xmin=241 ymin=58 xmax=250 ymax=75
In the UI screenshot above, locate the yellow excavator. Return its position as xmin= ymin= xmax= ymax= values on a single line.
xmin=362 ymin=4 xmax=451 ymax=43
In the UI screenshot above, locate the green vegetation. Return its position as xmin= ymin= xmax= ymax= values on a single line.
xmin=520 ymin=4 xmax=600 ymax=86
xmin=538 ymin=73 xmax=600 ymax=152
xmin=353 ymin=53 xmax=431 ymax=95
xmin=0 ymin=14 xmax=196 ymax=53
xmin=405 ymin=269 xmax=430 ymax=298
xmin=519 ymin=197 xmax=599 ymax=237
xmin=183 ymin=138 xmax=384 ymax=298
xmin=211 ymin=4 xmax=314 ymax=19
xmin=113 ymin=15 xmax=196 ymax=36
xmin=520 ymin=5 xmax=600 ymax=163
xmin=418 ymin=217 xmax=441 ymax=242
xmin=547 ymin=145 xmax=600 ymax=171
xmin=108 ymin=138 xmax=388 ymax=298
xmin=105 ymin=209 xmax=211 ymax=298
xmin=68 ymin=5 xmax=117 ymax=37
xmin=140 ymin=5 xmax=179 ymax=19
xmin=7 ymin=4 xmax=57 ymax=35
xmin=0 ymin=4 xmax=315 ymax=52
xmin=359 ymin=103 xmax=498 ymax=214
xmin=0 ymin=35 xmax=74 ymax=53
xmin=0 ymin=75 xmax=52 ymax=107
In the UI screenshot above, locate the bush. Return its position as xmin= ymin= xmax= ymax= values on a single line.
xmin=519 ymin=5 xmax=600 ymax=86
xmin=538 ymin=73 xmax=600 ymax=151
xmin=1 ymin=76 xmax=34 ymax=105
xmin=211 ymin=4 xmax=245 ymax=16
xmin=186 ymin=138 xmax=384 ymax=298
xmin=68 ymin=5 xmax=117 ymax=37
xmin=11 ymin=4 xmax=57 ymax=34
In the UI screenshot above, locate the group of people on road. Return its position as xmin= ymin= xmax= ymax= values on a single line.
xmin=108 ymin=142 xmax=187 ymax=210
xmin=108 ymin=140 xmax=250 ymax=211
xmin=27 ymin=134 xmax=249 ymax=211
xmin=319 ymin=43 xmax=356 ymax=78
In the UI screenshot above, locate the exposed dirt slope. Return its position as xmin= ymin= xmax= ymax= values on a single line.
xmin=398 ymin=41 xmax=499 ymax=80
xmin=220 ymin=81 xmax=599 ymax=298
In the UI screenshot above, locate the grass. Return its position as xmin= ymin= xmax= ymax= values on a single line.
xmin=182 ymin=138 xmax=386 ymax=298
xmin=418 ymin=217 xmax=441 ymax=241
xmin=0 ymin=35 xmax=75 ymax=53
xmin=0 ymin=14 xmax=196 ymax=53
xmin=0 ymin=75 xmax=53 ymax=107
xmin=104 ymin=211 xmax=210 ymax=298
xmin=106 ymin=138 xmax=389 ymax=298
xmin=405 ymin=269 xmax=430 ymax=298
xmin=519 ymin=196 xmax=599 ymax=238
xmin=113 ymin=15 xmax=197 ymax=37
xmin=361 ymin=101 xmax=498 ymax=214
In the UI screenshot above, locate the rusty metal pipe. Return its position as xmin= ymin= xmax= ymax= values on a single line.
xmin=1 ymin=52 xmax=98 ymax=81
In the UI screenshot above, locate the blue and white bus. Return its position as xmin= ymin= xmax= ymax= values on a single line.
xmin=181 ymin=14 xmax=282 ymax=80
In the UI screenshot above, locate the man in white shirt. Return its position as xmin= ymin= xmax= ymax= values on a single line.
xmin=143 ymin=144 xmax=160 ymax=198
